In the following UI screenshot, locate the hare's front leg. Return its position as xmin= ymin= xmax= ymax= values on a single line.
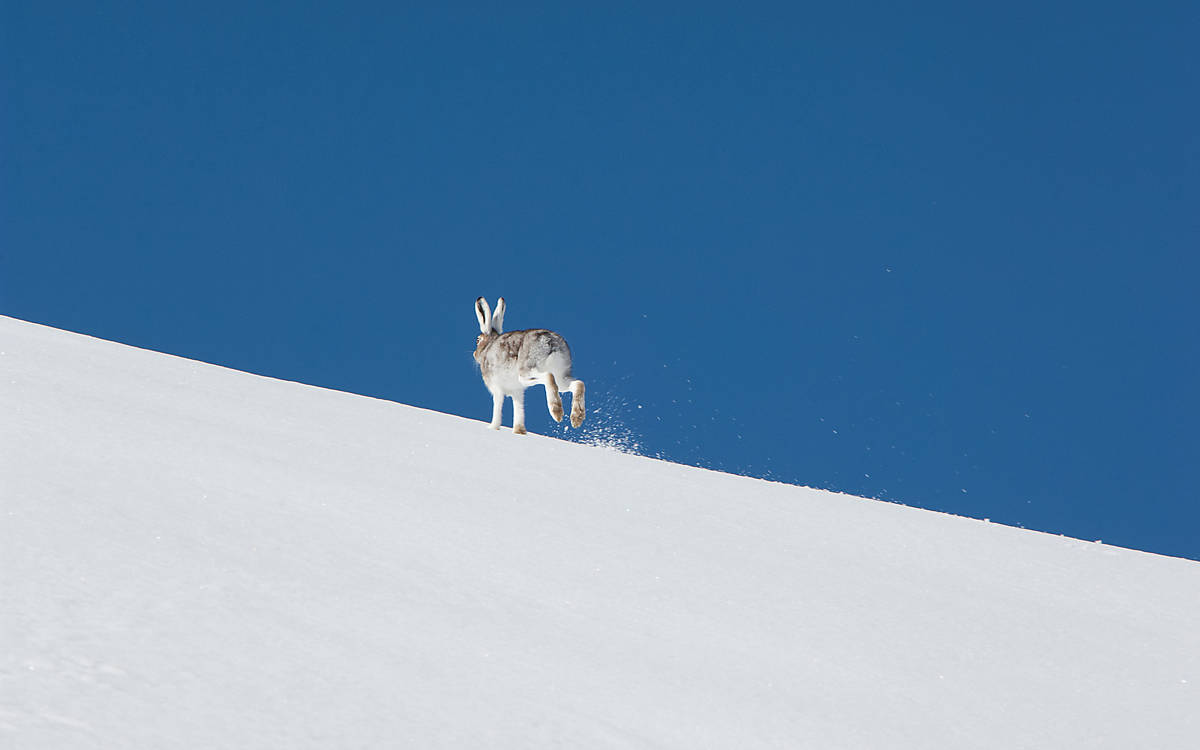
xmin=489 ymin=391 xmax=503 ymax=430
xmin=511 ymin=388 xmax=527 ymax=435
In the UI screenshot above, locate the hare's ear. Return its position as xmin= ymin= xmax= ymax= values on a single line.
xmin=491 ymin=297 xmax=506 ymax=334
xmin=475 ymin=297 xmax=492 ymax=334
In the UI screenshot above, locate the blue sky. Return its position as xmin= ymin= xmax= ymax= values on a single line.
xmin=4 ymin=3 xmax=1198 ymax=559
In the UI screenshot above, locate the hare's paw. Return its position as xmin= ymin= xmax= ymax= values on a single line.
xmin=513 ymin=424 xmax=528 ymax=435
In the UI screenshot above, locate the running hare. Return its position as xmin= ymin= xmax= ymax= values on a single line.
xmin=474 ymin=297 xmax=585 ymax=434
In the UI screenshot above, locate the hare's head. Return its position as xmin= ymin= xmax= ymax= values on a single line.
xmin=473 ymin=297 xmax=506 ymax=362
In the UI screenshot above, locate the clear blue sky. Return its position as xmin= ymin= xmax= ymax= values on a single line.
xmin=4 ymin=3 xmax=1197 ymax=559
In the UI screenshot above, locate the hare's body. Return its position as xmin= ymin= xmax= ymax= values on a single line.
xmin=474 ymin=298 xmax=585 ymax=434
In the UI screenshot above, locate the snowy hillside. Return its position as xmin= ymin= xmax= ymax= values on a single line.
xmin=2 ymin=315 xmax=1197 ymax=749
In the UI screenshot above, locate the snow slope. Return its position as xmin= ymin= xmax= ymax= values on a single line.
xmin=2 ymin=315 xmax=1198 ymax=749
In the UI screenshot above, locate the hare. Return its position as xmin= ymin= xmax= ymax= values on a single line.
xmin=474 ymin=297 xmax=585 ymax=434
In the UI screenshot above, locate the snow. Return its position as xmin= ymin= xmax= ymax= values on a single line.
xmin=2 ymin=314 xmax=1198 ymax=748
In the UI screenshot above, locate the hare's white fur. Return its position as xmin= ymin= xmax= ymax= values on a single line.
xmin=474 ymin=297 xmax=585 ymax=434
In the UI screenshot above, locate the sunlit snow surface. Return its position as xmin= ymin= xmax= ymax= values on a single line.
xmin=2 ymin=315 xmax=1198 ymax=749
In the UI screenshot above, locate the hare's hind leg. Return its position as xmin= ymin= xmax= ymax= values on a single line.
xmin=569 ymin=380 xmax=585 ymax=427
xmin=521 ymin=371 xmax=565 ymax=424
xmin=558 ymin=377 xmax=586 ymax=428
xmin=544 ymin=373 xmax=565 ymax=422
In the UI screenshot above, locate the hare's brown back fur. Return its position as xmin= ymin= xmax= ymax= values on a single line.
xmin=475 ymin=329 xmax=571 ymax=382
